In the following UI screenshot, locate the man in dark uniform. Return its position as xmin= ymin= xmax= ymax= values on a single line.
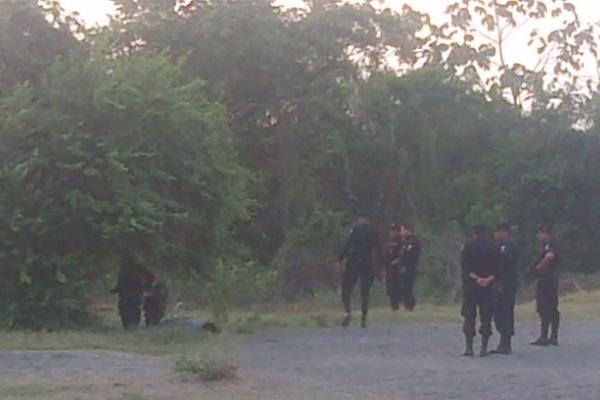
xmin=460 ymin=224 xmax=498 ymax=357
xmin=531 ymin=224 xmax=560 ymax=346
xmin=112 ymin=252 xmax=148 ymax=330
xmin=337 ymin=211 xmax=379 ymax=328
xmin=398 ymin=223 xmax=422 ymax=311
xmin=384 ymin=224 xmax=404 ymax=311
xmin=490 ymin=222 xmax=519 ymax=355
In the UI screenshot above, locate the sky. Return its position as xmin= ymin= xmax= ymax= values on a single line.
xmin=59 ymin=0 xmax=600 ymax=27
xmin=60 ymin=0 xmax=600 ymax=85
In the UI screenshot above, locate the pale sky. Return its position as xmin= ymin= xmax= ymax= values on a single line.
xmin=60 ymin=1 xmax=600 ymax=27
xmin=60 ymin=0 xmax=600 ymax=86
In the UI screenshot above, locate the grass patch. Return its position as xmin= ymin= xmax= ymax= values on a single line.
xmin=231 ymin=313 xmax=289 ymax=334
xmin=0 ymin=384 xmax=76 ymax=398
xmin=2 ymin=290 xmax=600 ymax=354
xmin=173 ymin=354 xmax=237 ymax=382
xmin=0 ymin=325 xmax=233 ymax=359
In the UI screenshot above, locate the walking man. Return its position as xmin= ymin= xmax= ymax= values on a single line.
xmin=337 ymin=211 xmax=379 ymax=328
xmin=531 ymin=224 xmax=561 ymax=346
xmin=398 ymin=223 xmax=422 ymax=311
xmin=460 ymin=224 xmax=498 ymax=357
xmin=491 ymin=223 xmax=519 ymax=355
xmin=384 ymin=224 xmax=404 ymax=311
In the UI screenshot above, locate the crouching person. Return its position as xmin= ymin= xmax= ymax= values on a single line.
xmin=143 ymin=273 xmax=169 ymax=327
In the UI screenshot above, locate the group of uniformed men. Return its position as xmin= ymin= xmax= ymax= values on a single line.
xmin=337 ymin=213 xmax=561 ymax=357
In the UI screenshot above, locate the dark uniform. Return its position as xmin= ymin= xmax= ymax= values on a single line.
xmin=493 ymin=240 xmax=519 ymax=337
xmin=461 ymin=236 xmax=498 ymax=355
xmin=339 ymin=223 xmax=379 ymax=325
xmin=534 ymin=241 xmax=560 ymax=344
xmin=112 ymin=254 xmax=153 ymax=330
xmin=398 ymin=234 xmax=421 ymax=311
xmin=384 ymin=236 xmax=403 ymax=311
xmin=143 ymin=276 xmax=168 ymax=326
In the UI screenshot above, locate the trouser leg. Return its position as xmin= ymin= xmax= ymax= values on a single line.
xmin=386 ymin=266 xmax=400 ymax=310
xmin=119 ymin=296 xmax=141 ymax=330
xmin=537 ymin=279 xmax=558 ymax=340
xmin=462 ymin=293 xmax=477 ymax=338
xmin=360 ymin=272 xmax=374 ymax=316
xmin=551 ymin=311 xmax=560 ymax=341
xmin=495 ymin=290 xmax=516 ymax=337
xmin=506 ymin=291 xmax=516 ymax=337
xmin=403 ymin=273 xmax=416 ymax=311
xmin=342 ymin=268 xmax=359 ymax=314
xmin=479 ymin=295 xmax=493 ymax=338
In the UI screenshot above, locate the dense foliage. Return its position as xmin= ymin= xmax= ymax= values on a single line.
xmin=2 ymin=0 xmax=600 ymax=327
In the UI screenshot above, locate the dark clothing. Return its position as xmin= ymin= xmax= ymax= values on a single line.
xmin=493 ymin=288 xmax=516 ymax=336
xmin=536 ymin=278 xmax=559 ymax=320
xmin=143 ymin=281 xmax=168 ymax=326
xmin=461 ymin=238 xmax=499 ymax=338
xmin=339 ymin=224 xmax=379 ymax=315
xmin=494 ymin=241 xmax=519 ymax=336
xmin=113 ymin=261 xmax=151 ymax=330
xmin=536 ymin=241 xmax=560 ymax=278
xmin=461 ymin=238 xmax=499 ymax=288
xmin=398 ymin=235 xmax=421 ymax=310
xmin=496 ymin=241 xmax=519 ymax=291
xmin=342 ymin=264 xmax=373 ymax=314
xmin=384 ymin=238 xmax=403 ymax=310
xmin=338 ymin=224 xmax=379 ymax=265
xmin=400 ymin=235 xmax=422 ymax=275
xmin=535 ymin=242 xmax=560 ymax=321
xmin=462 ymin=287 xmax=493 ymax=337
xmin=118 ymin=295 xmax=142 ymax=329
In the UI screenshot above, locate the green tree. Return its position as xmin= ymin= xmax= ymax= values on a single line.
xmin=0 ymin=49 xmax=251 ymax=328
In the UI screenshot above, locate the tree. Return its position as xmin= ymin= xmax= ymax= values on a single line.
xmin=441 ymin=0 xmax=596 ymax=110
xmin=0 ymin=49 xmax=251 ymax=328
xmin=0 ymin=0 xmax=79 ymax=93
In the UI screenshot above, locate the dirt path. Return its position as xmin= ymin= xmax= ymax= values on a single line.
xmin=237 ymin=322 xmax=600 ymax=400
xmin=1 ymin=322 xmax=599 ymax=399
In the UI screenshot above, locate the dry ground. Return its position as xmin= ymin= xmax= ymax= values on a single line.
xmin=1 ymin=291 xmax=600 ymax=400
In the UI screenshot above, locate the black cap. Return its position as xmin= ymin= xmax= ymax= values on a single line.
xmin=389 ymin=223 xmax=401 ymax=231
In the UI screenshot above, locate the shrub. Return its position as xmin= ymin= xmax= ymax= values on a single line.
xmin=173 ymin=355 xmax=237 ymax=382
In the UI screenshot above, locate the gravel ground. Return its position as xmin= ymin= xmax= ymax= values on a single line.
xmin=1 ymin=322 xmax=599 ymax=399
xmin=238 ymin=322 xmax=600 ymax=400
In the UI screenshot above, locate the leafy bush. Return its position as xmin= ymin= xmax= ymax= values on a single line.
xmin=206 ymin=261 xmax=276 ymax=324
xmin=0 ymin=50 xmax=251 ymax=329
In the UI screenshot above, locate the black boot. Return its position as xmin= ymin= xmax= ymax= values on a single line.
xmin=531 ymin=319 xmax=550 ymax=346
xmin=480 ymin=336 xmax=490 ymax=357
xmin=491 ymin=335 xmax=511 ymax=355
xmin=360 ymin=311 xmax=368 ymax=328
xmin=462 ymin=336 xmax=474 ymax=357
xmin=550 ymin=312 xmax=560 ymax=346
xmin=341 ymin=313 xmax=351 ymax=328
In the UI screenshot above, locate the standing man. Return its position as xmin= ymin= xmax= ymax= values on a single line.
xmin=112 ymin=252 xmax=148 ymax=330
xmin=398 ymin=223 xmax=422 ymax=311
xmin=460 ymin=224 xmax=499 ymax=357
xmin=531 ymin=224 xmax=561 ymax=346
xmin=337 ymin=211 xmax=379 ymax=328
xmin=491 ymin=223 xmax=519 ymax=355
xmin=384 ymin=224 xmax=404 ymax=311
